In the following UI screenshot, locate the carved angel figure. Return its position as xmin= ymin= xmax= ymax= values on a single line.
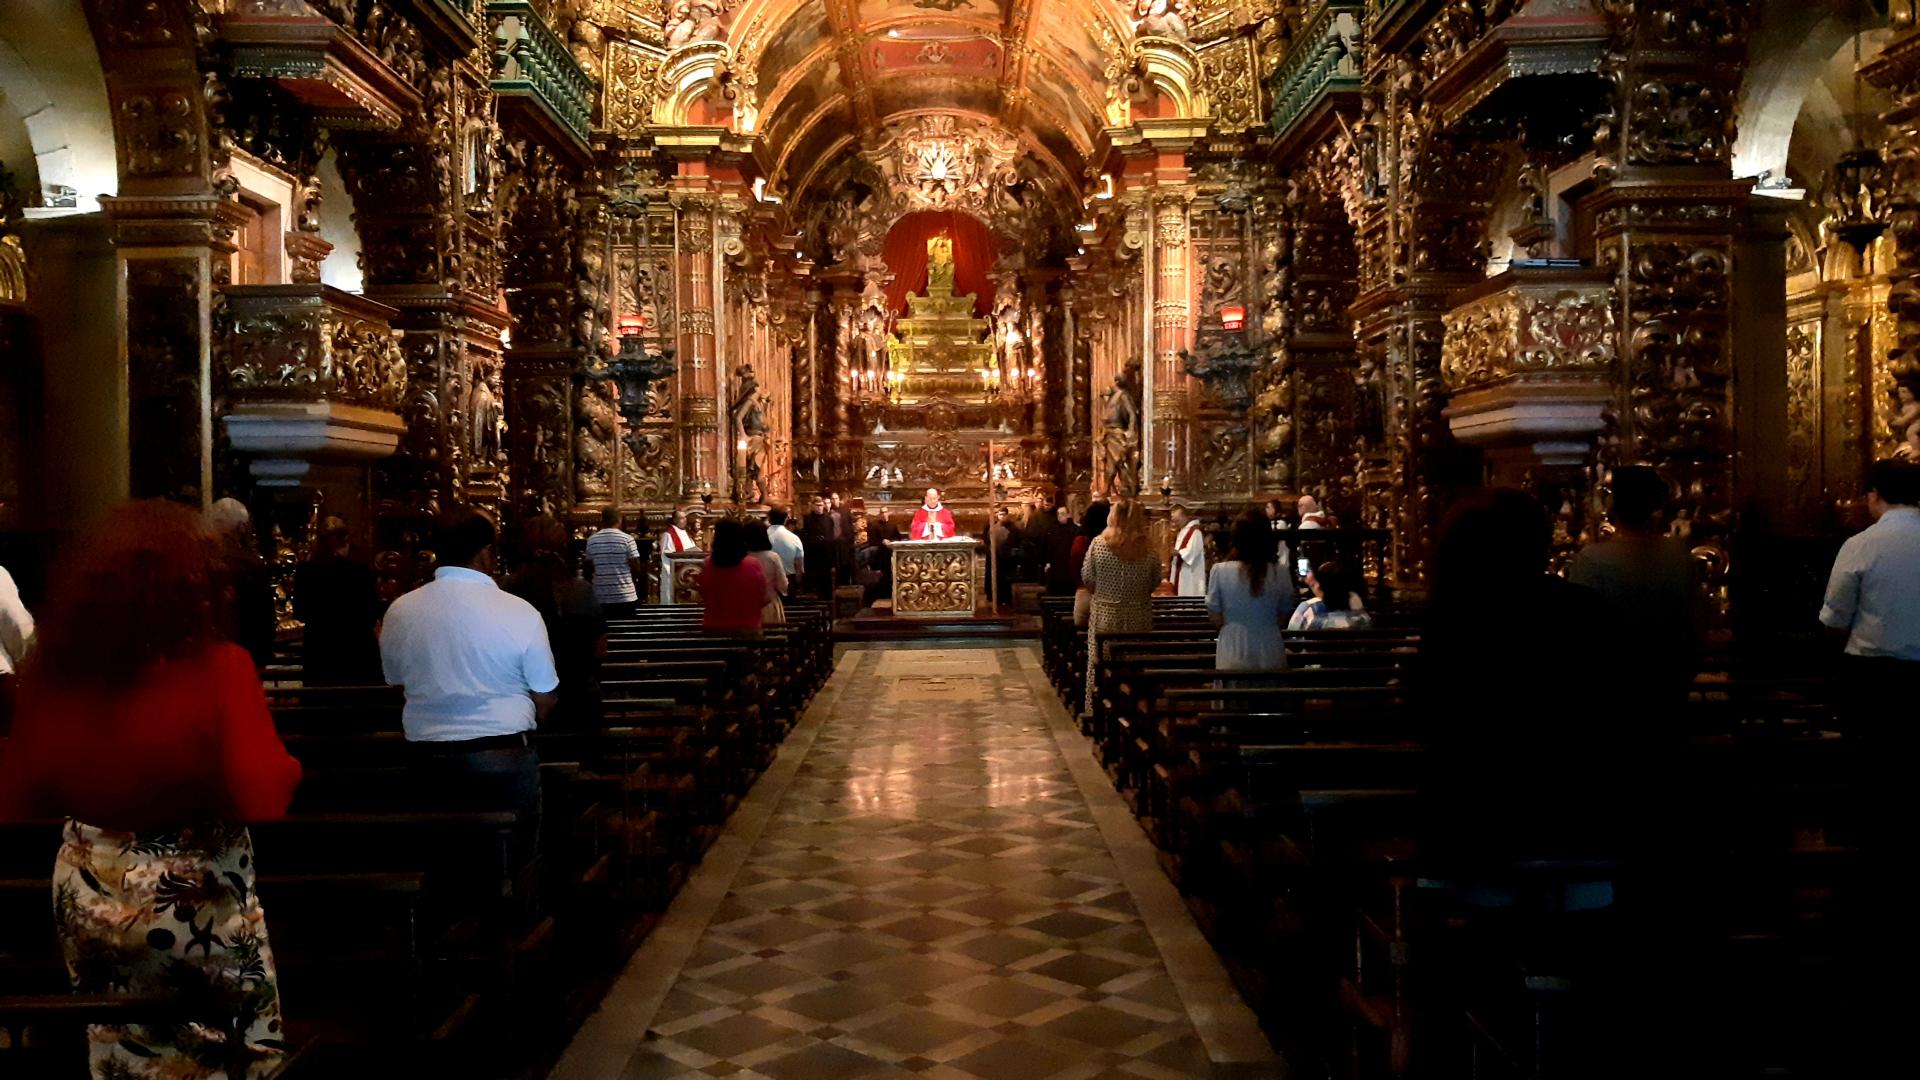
xmin=665 ymin=0 xmax=725 ymax=50
xmin=1133 ymin=0 xmax=1190 ymax=41
xmin=1891 ymin=377 xmax=1920 ymax=454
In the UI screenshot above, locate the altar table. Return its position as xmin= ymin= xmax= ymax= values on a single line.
xmin=891 ymin=538 xmax=978 ymax=618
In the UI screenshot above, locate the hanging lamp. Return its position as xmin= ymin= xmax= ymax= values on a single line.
xmin=1830 ymin=5 xmax=1890 ymax=252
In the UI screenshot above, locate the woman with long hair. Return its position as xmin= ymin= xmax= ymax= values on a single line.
xmin=0 ymin=500 xmax=303 ymax=1079
xmin=1081 ymin=500 xmax=1161 ymax=714
xmin=1207 ymin=511 xmax=1288 ymax=670
xmin=744 ymin=519 xmax=789 ymax=625
xmin=700 ymin=518 xmax=771 ymax=634
xmin=505 ymin=514 xmax=606 ymax=728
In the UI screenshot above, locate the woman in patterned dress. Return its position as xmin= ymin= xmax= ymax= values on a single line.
xmin=1081 ymin=500 xmax=1161 ymax=719
xmin=0 ymin=501 xmax=303 ymax=1079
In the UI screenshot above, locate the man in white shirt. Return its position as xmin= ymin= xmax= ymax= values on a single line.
xmin=1820 ymin=461 xmax=1920 ymax=717
xmin=0 ymin=564 xmax=32 ymax=676
xmin=585 ymin=508 xmax=643 ymax=615
xmin=658 ymin=508 xmax=699 ymax=604
xmin=382 ymin=509 xmax=558 ymax=853
xmin=1169 ymin=504 xmax=1208 ymax=597
xmin=767 ymin=507 xmax=805 ymax=580
xmin=1297 ymin=495 xmax=1333 ymax=530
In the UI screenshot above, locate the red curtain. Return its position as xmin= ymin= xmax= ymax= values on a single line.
xmin=882 ymin=211 xmax=994 ymax=317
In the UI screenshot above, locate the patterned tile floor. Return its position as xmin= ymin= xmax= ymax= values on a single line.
xmin=553 ymin=643 xmax=1276 ymax=1080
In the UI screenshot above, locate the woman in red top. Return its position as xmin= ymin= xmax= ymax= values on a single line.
xmin=0 ymin=500 xmax=303 ymax=1079
xmin=699 ymin=519 xmax=771 ymax=634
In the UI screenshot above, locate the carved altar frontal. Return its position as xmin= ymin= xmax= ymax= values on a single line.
xmin=891 ymin=539 xmax=978 ymax=618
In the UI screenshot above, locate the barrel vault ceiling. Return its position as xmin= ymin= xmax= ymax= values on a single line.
xmin=727 ymin=0 xmax=1133 ymax=204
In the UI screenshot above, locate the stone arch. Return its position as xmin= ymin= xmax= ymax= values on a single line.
xmin=1734 ymin=2 xmax=1878 ymax=183
xmin=0 ymin=0 xmax=119 ymax=210
xmin=79 ymin=0 xmax=218 ymax=199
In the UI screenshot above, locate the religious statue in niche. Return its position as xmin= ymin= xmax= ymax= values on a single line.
xmin=928 ymin=235 xmax=956 ymax=292
xmin=1354 ymin=355 xmax=1387 ymax=449
xmin=731 ymin=363 xmax=772 ymax=501
xmin=468 ymin=372 xmax=504 ymax=466
xmin=664 ymin=0 xmax=726 ymax=50
xmin=1133 ymin=0 xmax=1190 ymax=41
xmin=731 ymin=363 xmax=771 ymax=439
xmin=1100 ymin=361 xmax=1144 ymax=496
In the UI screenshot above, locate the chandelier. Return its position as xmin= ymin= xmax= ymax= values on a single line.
xmin=1829 ymin=13 xmax=1889 ymax=252
xmin=610 ymin=316 xmax=677 ymax=430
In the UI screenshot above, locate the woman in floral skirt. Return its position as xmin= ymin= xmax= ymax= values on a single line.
xmin=1 ymin=500 xmax=303 ymax=1078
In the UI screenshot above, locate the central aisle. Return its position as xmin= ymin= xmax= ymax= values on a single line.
xmin=553 ymin=643 xmax=1275 ymax=1080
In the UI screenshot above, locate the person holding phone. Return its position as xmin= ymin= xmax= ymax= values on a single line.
xmin=1288 ymin=560 xmax=1373 ymax=630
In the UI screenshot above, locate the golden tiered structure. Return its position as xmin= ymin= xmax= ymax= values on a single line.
xmin=885 ymin=241 xmax=996 ymax=406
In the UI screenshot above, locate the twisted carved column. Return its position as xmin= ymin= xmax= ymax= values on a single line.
xmin=1151 ymin=192 xmax=1194 ymax=495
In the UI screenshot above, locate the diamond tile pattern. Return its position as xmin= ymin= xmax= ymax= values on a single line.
xmin=615 ymin=645 xmax=1214 ymax=1079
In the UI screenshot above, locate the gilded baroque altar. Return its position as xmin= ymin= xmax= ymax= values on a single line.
xmin=856 ymin=239 xmax=1039 ymax=509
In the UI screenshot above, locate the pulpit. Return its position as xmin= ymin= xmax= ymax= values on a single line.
xmin=891 ymin=539 xmax=978 ymax=618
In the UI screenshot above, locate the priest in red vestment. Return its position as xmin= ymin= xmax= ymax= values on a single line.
xmin=910 ymin=488 xmax=957 ymax=540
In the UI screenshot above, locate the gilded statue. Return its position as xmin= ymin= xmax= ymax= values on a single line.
xmin=927 ymin=234 xmax=956 ymax=292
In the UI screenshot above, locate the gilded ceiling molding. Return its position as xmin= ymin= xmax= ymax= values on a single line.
xmin=769 ymin=94 xmax=859 ymax=185
xmin=1000 ymin=0 xmax=1041 ymax=128
xmin=822 ymin=0 xmax=880 ymax=135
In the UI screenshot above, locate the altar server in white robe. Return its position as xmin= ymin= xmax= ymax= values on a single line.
xmin=659 ymin=508 xmax=699 ymax=603
xmin=1168 ymin=504 xmax=1209 ymax=597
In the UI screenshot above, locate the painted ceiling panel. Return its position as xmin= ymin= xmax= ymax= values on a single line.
xmin=756 ymin=3 xmax=832 ymax=81
xmin=744 ymin=0 xmax=1132 ymax=205
xmin=858 ymin=0 xmax=1009 ymax=23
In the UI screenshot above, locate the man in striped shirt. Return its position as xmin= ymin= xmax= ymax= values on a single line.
xmin=585 ymin=508 xmax=644 ymax=616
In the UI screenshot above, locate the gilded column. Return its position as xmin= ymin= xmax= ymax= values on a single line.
xmin=1151 ymin=192 xmax=1194 ymax=495
xmin=677 ymin=194 xmax=719 ymax=498
xmin=1865 ymin=17 xmax=1920 ymax=476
